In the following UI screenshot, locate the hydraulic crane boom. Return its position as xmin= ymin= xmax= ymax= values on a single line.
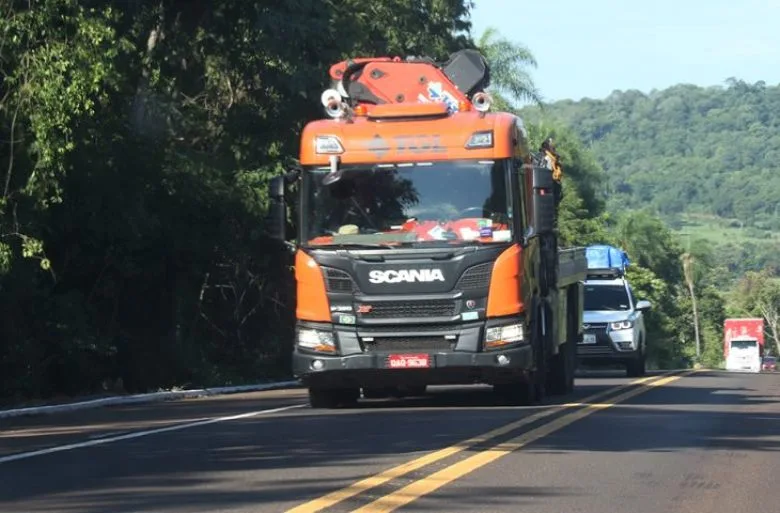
xmin=324 ymin=49 xmax=564 ymax=185
xmin=326 ymin=49 xmax=491 ymax=112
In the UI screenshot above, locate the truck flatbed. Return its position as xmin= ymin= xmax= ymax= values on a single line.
xmin=558 ymin=247 xmax=588 ymax=287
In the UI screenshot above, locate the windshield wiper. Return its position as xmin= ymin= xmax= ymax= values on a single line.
xmin=330 ymin=242 xmax=398 ymax=250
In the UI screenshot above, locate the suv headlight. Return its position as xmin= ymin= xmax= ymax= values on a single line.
xmin=297 ymin=328 xmax=337 ymax=353
xmin=484 ymin=323 xmax=524 ymax=350
xmin=610 ymin=320 xmax=634 ymax=331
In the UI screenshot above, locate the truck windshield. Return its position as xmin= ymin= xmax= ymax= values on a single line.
xmin=302 ymin=160 xmax=514 ymax=247
xmin=583 ymin=284 xmax=632 ymax=311
xmin=731 ymin=340 xmax=758 ymax=351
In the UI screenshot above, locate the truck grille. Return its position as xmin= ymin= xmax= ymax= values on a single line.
xmin=363 ymin=336 xmax=454 ymax=353
xmin=359 ymin=324 xmax=454 ymax=334
xmin=360 ymin=299 xmax=458 ymax=319
xmin=456 ymin=262 xmax=493 ymax=290
xmin=323 ymin=267 xmax=355 ymax=293
xmin=322 ymin=263 xmax=493 ymax=294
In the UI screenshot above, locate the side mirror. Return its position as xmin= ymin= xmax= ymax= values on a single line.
xmin=529 ymin=166 xmax=555 ymax=235
xmin=265 ymin=175 xmax=287 ymax=242
xmin=635 ymin=299 xmax=652 ymax=312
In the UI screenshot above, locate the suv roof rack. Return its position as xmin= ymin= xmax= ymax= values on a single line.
xmin=585 ymin=244 xmax=629 ymax=280
xmin=585 ymin=267 xmax=625 ymax=280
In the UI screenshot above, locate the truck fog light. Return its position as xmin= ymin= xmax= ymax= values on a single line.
xmin=497 ymin=355 xmax=511 ymax=366
xmin=311 ymin=360 xmax=324 ymax=371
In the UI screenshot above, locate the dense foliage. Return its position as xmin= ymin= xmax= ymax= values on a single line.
xmin=0 ymin=0 xmax=474 ymax=402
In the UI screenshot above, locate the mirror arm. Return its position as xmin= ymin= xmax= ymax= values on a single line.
xmin=283 ymin=168 xmax=301 ymax=185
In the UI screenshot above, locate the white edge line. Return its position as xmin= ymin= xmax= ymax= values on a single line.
xmin=0 ymin=403 xmax=307 ymax=465
xmin=0 ymin=380 xmax=301 ymax=420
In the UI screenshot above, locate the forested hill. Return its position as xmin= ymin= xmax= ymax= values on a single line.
xmin=518 ymin=79 xmax=780 ymax=275
xmin=521 ymin=79 xmax=780 ymax=225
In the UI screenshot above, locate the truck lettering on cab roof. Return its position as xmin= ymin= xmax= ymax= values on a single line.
xmin=368 ymin=269 xmax=445 ymax=284
xmin=366 ymin=135 xmax=390 ymax=158
xmin=364 ymin=134 xmax=446 ymax=158
xmin=395 ymin=135 xmax=446 ymax=154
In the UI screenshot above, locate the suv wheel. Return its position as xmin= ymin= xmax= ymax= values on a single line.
xmin=626 ymin=346 xmax=646 ymax=377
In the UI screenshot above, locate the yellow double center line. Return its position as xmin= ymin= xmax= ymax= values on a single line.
xmin=287 ymin=371 xmax=694 ymax=513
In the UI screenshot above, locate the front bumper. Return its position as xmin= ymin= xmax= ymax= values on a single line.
xmin=292 ymin=318 xmax=532 ymax=388
xmin=576 ymin=323 xmax=639 ymax=363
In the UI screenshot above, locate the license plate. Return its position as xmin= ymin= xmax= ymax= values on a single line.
xmin=387 ymin=354 xmax=430 ymax=369
xmin=582 ymin=334 xmax=597 ymax=345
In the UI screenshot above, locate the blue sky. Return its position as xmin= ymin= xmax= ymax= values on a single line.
xmin=470 ymin=0 xmax=780 ymax=103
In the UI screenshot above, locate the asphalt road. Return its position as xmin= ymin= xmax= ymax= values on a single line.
xmin=0 ymin=369 xmax=778 ymax=513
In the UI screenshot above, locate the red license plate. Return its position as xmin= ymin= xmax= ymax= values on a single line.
xmin=386 ymin=354 xmax=430 ymax=369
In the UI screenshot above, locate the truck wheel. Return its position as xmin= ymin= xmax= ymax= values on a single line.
xmin=548 ymin=290 xmax=578 ymax=397
xmin=494 ymin=299 xmax=548 ymax=406
xmin=308 ymin=387 xmax=359 ymax=409
xmin=548 ymin=340 xmax=575 ymax=396
xmin=533 ymin=302 xmax=549 ymax=403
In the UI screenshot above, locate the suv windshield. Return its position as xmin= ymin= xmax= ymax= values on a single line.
xmin=584 ymin=284 xmax=632 ymax=311
xmin=302 ymin=160 xmax=514 ymax=247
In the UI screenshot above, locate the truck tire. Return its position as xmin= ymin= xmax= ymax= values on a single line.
xmin=548 ymin=340 xmax=575 ymax=396
xmin=533 ymin=301 xmax=549 ymax=402
xmin=495 ymin=301 xmax=548 ymax=405
xmin=308 ymin=387 xmax=359 ymax=409
xmin=548 ymin=289 xmax=578 ymax=396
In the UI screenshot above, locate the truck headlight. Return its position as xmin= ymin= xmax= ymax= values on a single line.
xmin=484 ymin=323 xmax=524 ymax=350
xmin=610 ymin=320 xmax=634 ymax=330
xmin=297 ymin=328 xmax=337 ymax=353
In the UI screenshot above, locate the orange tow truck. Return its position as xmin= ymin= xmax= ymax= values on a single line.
xmin=266 ymin=50 xmax=587 ymax=408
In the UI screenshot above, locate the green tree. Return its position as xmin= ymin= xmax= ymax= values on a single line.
xmin=729 ymin=270 xmax=780 ymax=356
xmin=623 ymin=264 xmax=681 ymax=367
xmin=681 ymin=253 xmax=702 ymax=360
xmin=0 ymin=0 xmax=478 ymax=401
xmin=477 ymin=26 xmax=542 ymax=109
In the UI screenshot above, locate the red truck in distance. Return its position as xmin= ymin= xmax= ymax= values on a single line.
xmin=723 ymin=318 xmax=765 ymax=373
xmin=724 ymin=318 xmax=765 ymax=359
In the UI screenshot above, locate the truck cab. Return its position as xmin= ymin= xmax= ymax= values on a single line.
xmin=576 ymin=246 xmax=651 ymax=377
